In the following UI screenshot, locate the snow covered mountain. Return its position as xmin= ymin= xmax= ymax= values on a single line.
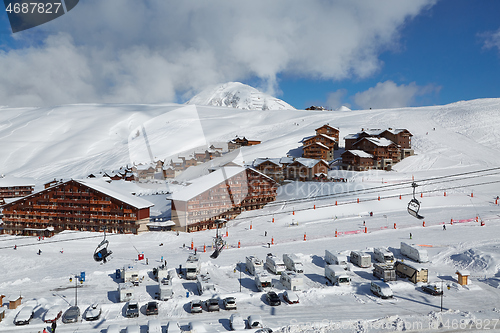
xmin=186 ymin=82 xmax=296 ymax=110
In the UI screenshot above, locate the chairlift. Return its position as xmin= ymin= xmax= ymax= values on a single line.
xmin=407 ymin=182 xmax=424 ymax=219
xmin=93 ymin=232 xmax=112 ymax=263
xmin=210 ymin=223 xmax=226 ymax=259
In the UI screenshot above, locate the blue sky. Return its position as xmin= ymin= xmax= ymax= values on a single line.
xmin=0 ymin=1 xmax=499 ymax=109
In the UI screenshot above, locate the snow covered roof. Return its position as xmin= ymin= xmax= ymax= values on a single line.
xmin=291 ymin=158 xmax=326 ymax=168
xmin=343 ymin=150 xmax=374 ymax=158
xmin=170 ymin=166 xmax=247 ymax=202
xmin=76 ymin=179 xmax=154 ymax=209
xmin=363 ymin=137 xmax=398 ymax=147
xmin=0 ymin=176 xmax=35 ymax=187
xmin=280 ymin=157 xmax=294 ymax=164
xmin=253 ymin=158 xmax=281 ymax=167
xmin=304 ymin=141 xmax=330 ymax=150
xmin=384 ymin=128 xmax=412 ymax=136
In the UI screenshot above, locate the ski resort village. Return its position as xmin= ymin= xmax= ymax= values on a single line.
xmin=2 ymin=89 xmax=500 ymax=333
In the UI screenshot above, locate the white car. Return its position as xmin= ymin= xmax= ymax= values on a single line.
xmin=126 ymin=325 xmax=140 ymax=333
xmin=43 ymin=305 xmax=63 ymax=323
xmin=166 ymin=321 xmax=182 ymax=333
xmin=107 ymin=324 xmax=121 ymax=333
xmin=14 ymin=306 xmax=34 ymax=325
xmin=283 ymin=290 xmax=299 ymax=304
xmin=223 ymin=296 xmax=237 ymax=310
xmin=85 ymin=303 xmax=102 ymax=321
xmin=230 ymin=313 xmax=246 ymax=330
xmin=188 ymin=321 xmax=208 ymax=333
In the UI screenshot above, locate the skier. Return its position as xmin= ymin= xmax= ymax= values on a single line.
xmin=43 ymin=328 xmax=48 ymax=333
xmin=51 ymin=320 xmax=57 ymax=332
xmin=14 ymin=245 xmax=17 ymax=250
xmin=265 ymin=231 xmax=267 ymax=237
xmin=443 ymin=225 xmax=446 ymax=230
xmin=409 ymin=233 xmax=412 ymax=239
xmin=38 ymin=249 xmax=42 ymax=255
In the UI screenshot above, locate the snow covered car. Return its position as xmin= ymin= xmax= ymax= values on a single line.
xmin=125 ymin=301 xmax=139 ymax=318
xmin=422 ymin=284 xmax=443 ymax=296
xmin=247 ymin=315 xmax=264 ymax=329
xmin=146 ymin=301 xmax=158 ymax=315
xmin=255 ymin=329 xmax=273 ymax=333
xmin=85 ymin=303 xmax=102 ymax=321
xmin=126 ymin=325 xmax=140 ymax=333
xmin=283 ymin=290 xmax=299 ymax=304
xmin=14 ymin=306 xmax=34 ymax=325
xmin=43 ymin=305 xmax=63 ymax=323
xmin=188 ymin=321 xmax=208 ymax=333
xmin=166 ymin=321 xmax=182 ymax=333
xmin=205 ymin=298 xmax=220 ymax=311
xmin=106 ymin=324 xmax=121 ymax=333
xmin=266 ymin=291 xmax=281 ymax=306
xmin=190 ymin=299 xmax=203 ymax=313
xmin=148 ymin=319 xmax=162 ymax=333
xmin=229 ymin=313 xmax=246 ymax=330
xmin=62 ymin=306 xmax=80 ymax=323
xmin=223 ymin=296 xmax=237 ymax=310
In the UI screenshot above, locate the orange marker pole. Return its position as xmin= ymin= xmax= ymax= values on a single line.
xmin=304 ymin=233 xmax=306 ymax=241
xmin=357 ymin=198 xmax=359 ymax=203
xmin=271 ymin=237 xmax=274 ymax=245
xmin=471 ymin=192 xmax=473 ymax=198
xmin=238 ymin=241 xmax=240 ymax=248
xmin=364 ymin=227 xmax=367 ymax=233
xmin=335 ymin=229 xmax=338 ymax=237
xmin=423 ymin=221 xmax=425 ymax=227
xmin=314 ymin=205 xmax=316 ymax=209
xmin=250 ymin=223 xmax=252 ymax=230
xmin=203 ymin=244 xmax=206 ymax=253
xmin=399 ymin=195 xmax=401 ymax=200
xmin=394 ymin=223 xmax=396 ymax=229
xmin=191 ymin=240 xmax=194 ymax=250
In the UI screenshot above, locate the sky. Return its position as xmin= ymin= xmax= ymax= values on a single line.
xmin=0 ymin=0 xmax=499 ymax=110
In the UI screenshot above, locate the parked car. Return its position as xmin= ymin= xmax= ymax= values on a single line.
xmin=166 ymin=321 xmax=182 ymax=333
xmin=205 ymin=298 xmax=220 ymax=311
xmin=85 ymin=303 xmax=102 ymax=321
xmin=422 ymin=283 xmax=443 ymax=296
xmin=229 ymin=313 xmax=246 ymax=330
xmin=188 ymin=321 xmax=208 ymax=333
xmin=107 ymin=324 xmax=121 ymax=333
xmin=283 ymin=290 xmax=299 ymax=304
xmin=223 ymin=296 xmax=237 ymax=310
xmin=255 ymin=329 xmax=273 ymax=333
xmin=146 ymin=301 xmax=159 ymax=315
xmin=190 ymin=299 xmax=203 ymax=313
xmin=266 ymin=291 xmax=281 ymax=306
xmin=148 ymin=319 xmax=162 ymax=333
xmin=62 ymin=306 xmax=80 ymax=323
xmin=125 ymin=301 xmax=139 ymax=318
xmin=126 ymin=325 xmax=140 ymax=333
xmin=247 ymin=315 xmax=264 ymax=329
xmin=43 ymin=305 xmax=63 ymax=323
xmin=14 ymin=306 xmax=34 ymax=325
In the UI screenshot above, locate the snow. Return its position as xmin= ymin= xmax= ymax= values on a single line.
xmin=2 ymin=98 xmax=500 ymax=332
xmin=186 ymin=82 xmax=296 ymax=111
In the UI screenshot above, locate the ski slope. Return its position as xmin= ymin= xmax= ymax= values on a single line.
xmin=1 ymin=98 xmax=500 ymax=332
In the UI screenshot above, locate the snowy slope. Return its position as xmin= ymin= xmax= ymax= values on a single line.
xmin=2 ymin=98 xmax=500 ymax=332
xmin=186 ymin=82 xmax=296 ymax=110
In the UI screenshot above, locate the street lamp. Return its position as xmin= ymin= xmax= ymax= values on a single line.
xmin=440 ymin=279 xmax=444 ymax=312
xmin=239 ymin=262 xmax=242 ymax=292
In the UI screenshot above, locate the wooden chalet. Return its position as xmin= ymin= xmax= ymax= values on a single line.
xmin=253 ymin=158 xmax=284 ymax=183
xmin=228 ymin=137 xmax=261 ymax=151
xmin=303 ymin=141 xmax=333 ymax=161
xmin=0 ymin=179 xmax=153 ymax=236
xmin=351 ymin=137 xmax=400 ymax=170
xmin=315 ymin=124 xmax=340 ymax=143
xmin=341 ymin=150 xmax=375 ymax=171
xmin=285 ymin=158 xmax=329 ymax=181
xmin=170 ymin=167 xmax=277 ymax=232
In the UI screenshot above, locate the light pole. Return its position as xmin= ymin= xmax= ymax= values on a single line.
xmin=440 ymin=279 xmax=443 ymax=312
xmin=239 ymin=262 xmax=242 ymax=292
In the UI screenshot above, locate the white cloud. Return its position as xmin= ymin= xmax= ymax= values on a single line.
xmin=353 ymin=80 xmax=440 ymax=110
xmin=481 ymin=28 xmax=500 ymax=53
xmin=0 ymin=0 xmax=437 ymax=106
xmin=326 ymin=89 xmax=348 ymax=110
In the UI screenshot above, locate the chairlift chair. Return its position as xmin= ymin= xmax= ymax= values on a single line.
xmin=407 ymin=182 xmax=424 ymax=219
xmin=93 ymin=232 xmax=112 ymax=263
xmin=210 ymin=224 xmax=226 ymax=259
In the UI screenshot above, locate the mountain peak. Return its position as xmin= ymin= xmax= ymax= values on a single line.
xmin=186 ymin=82 xmax=295 ymax=110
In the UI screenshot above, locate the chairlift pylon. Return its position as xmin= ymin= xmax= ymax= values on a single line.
xmin=407 ymin=182 xmax=424 ymax=219
xmin=93 ymin=231 xmax=112 ymax=263
xmin=210 ymin=222 xmax=226 ymax=259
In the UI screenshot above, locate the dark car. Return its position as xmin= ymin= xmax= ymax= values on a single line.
xmin=146 ymin=301 xmax=159 ymax=315
xmin=266 ymin=291 xmax=281 ymax=306
xmin=422 ymin=284 xmax=443 ymax=296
